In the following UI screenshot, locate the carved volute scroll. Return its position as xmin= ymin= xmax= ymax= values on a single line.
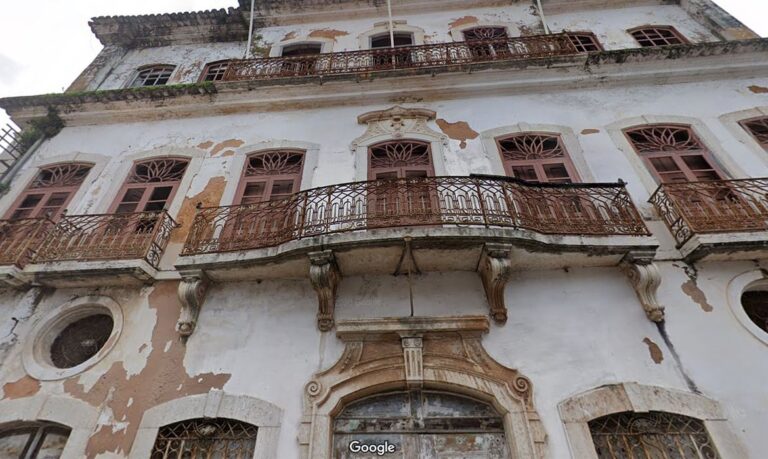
xmin=621 ymin=252 xmax=665 ymax=322
xmin=177 ymin=270 xmax=210 ymax=337
xmin=308 ymin=250 xmax=341 ymax=332
xmin=298 ymin=316 xmax=545 ymax=459
xmin=478 ymin=243 xmax=513 ymax=324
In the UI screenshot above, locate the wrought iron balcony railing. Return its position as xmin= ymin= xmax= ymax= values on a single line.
xmin=0 ymin=218 xmax=55 ymax=268
xmin=182 ymin=176 xmax=649 ymax=256
xmin=222 ymin=33 xmax=578 ymax=81
xmin=33 ymin=211 xmax=177 ymax=268
xmin=650 ymin=178 xmax=768 ymax=246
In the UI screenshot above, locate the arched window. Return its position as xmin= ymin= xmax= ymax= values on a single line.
xmin=0 ymin=422 xmax=70 ymax=458
xmin=370 ymin=31 xmax=414 ymax=48
xmin=280 ymin=43 xmax=322 ymax=57
xmin=568 ymin=32 xmax=603 ymax=52
xmin=333 ymin=390 xmax=509 ymax=457
xmin=740 ymin=117 xmax=768 ymax=150
xmin=130 ymin=65 xmax=176 ymax=87
xmin=236 ymin=150 xmax=305 ymax=204
xmin=151 ymin=418 xmax=258 ymax=458
xmin=200 ymin=60 xmax=230 ymax=82
xmin=110 ymin=158 xmax=189 ymax=214
xmin=589 ymin=411 xmax=720 ymax=458
xmin=4 ymin=163 xmax=92 ymax=220
xmin=624 ymin=125 xmax=724 ymax=183
xmin=496 ymin=133 xmax=579 ymax=183
xmin=462 ymin=27 xmax=510 ymax=59
xmin=741 ymin=290 xmax=768 ymax=333
xmin=628 ymin=26 xmax=688 ymax=47
xmin=368 ymin=140 xmax=434 ymax=180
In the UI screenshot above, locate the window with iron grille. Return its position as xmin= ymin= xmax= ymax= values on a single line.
xmin=111 ymin=158 xmax=189 ymax=214
xmin=151 ymin=418 xmax=257 ymax=459
xmin=0 ymin=422 xmax=70 ymax=459
xmin=629 ymin=26 xmax=688 ymax=47
xmin=496 ymin=133 xmax=579 ymax=183
xmin=3 ymin=163 xmax=92 ymax=220
xmin=50 ymin=314 xmax=114 ymax=369
xmin=568 ymin=32 xmax=603 ymax=52
xmin=130 ymin=65 xmax=176 ymax=87
xmin=624 ymin=125 xmax=725 ymax=183
xmin=200 ymin=61 xmax=230 ymax=82
xmin=740 ymin=117 xmax=768 ymax=149
xmin=235 ymin=150 xmax=305 ymax=204
xmin=741 ymin=291 xmax=768 ymax=333
xmin=589 ymin=411 xmax=720 ymax=459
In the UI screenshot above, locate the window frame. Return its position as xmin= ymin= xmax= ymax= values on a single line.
xmin=199 ymin=60 xmax=231 ymax=82
xmin=128 ymin=64 xmax=176 ymax=88
xmin=108 ymin=157 xmax=190 ymax=215
xmin=495 ymin=132 xmax=581 ymax=183
xmin=2 ymin=162 xmax=93 ymax=221
xmin=739 ymin=116 xmax=768 ymax=150
xmin=567 ymin=31 xmax=604 ymax=52
xmin=370 ymin=31 xmax=415 ymax=49
xmin=367 ymin=139 xmax=435 ymax=180
xmin=628 ymin=25 xmax=689 ymax=47
xmin=0 ymin=421 xmax=71 ymax=459
xmin=234 ymin=150 xmax=306 ymax=205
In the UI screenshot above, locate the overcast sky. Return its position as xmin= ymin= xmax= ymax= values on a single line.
xmin=0 ymin=0 xmax=766 ymax=126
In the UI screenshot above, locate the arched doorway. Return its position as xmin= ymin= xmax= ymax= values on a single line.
xmin=333 ymin=389 xmax=509 ymax=458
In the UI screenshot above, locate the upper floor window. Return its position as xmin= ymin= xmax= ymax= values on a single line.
xmin=368 ymin=140 xmax=434 ymax=180
xmin=568 ymin=32 xmax=603 ymax=52
xmin=200 ymin=60 xmax=230 ymax=82
xmin=496 ymin=133 xmax=579 ymax=183
xmin=151 ymin=418 xmax=258 ymax=458
xmin=3 ymin=163 xmax=92 ymax=220
xmin=236 ymin=150 xmax=305 ymax=204
xmin=371 ymin=32 xmax=414 ymax=48
xmin=589 ymin=411 xmax=720 ymax=458
xmin=0 ymin=422 xmax=70 ymax=459
xmin=624 ymin=125 xmax=724 ymax=183
xmin=281 ymin=43 xmax=322 ymax=57
xmin=462 ymin=27 xmax=510 ymax=59
xmin=129 ymin=65 xmax=176 ymax=87
xmin=741 ymin=290 xmax=768 ymax=333
xmin=629 ymin=26 xmax=688 ymax=47
xmin=462 ymin=27 xmax=508 ymax=41
xmin=110 ymin=158 xmax=189 ymax=214
xmin=740 ymin=117 xmax=768 ymax=149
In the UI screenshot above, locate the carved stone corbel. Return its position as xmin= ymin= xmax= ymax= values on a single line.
xmin=177 ymin=270 xmax=210 ymax=337
xmin=309 ymin=250 xmax=341 ymax=332
xmin=621 ymin=253 xmax=665 ymax=322
xmin=478 ymin=244 xmax=513 ymax=324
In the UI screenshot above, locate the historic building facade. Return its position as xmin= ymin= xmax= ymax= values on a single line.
xmin=0 ymin=0 xmax=767 ymax=457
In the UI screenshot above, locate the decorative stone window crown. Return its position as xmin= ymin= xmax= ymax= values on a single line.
xmin=4 ymin=162 xmax=92 ymax=220
xmin=628 ymin=26 xmax=688 ymax=47
xmin=740 ymin=116 xmax=768 ymax=148
xmin=0 ymin=421 xmax=71 ymax=459
xmin=200 ymin=60 xmax=230 ymax=82
xmin=130 ymin=65 xmax=176 ymax=87
xmin=589 ymin=411 xmax=720 ymax=458
xmin=151 ymin=418 xmax=258 ymax=458
xmin=624 ymin=125 xmax=724 ymax=183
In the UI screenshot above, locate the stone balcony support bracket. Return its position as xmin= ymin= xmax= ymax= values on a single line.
xmin=478 ymin=243 xmax=514 ymax=324
xmin=620 ymin=252 xmax=665 ymax=322
xmin=309 ymin=250 xmax=341 ymax=332
xmin=177 ymin=270 xmax=210 ymax=338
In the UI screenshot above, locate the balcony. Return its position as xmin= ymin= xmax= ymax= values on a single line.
xmin=650 ymin=178 xmax=768 ymax=261
xmin=21 ymin=211 xmax=177 ymax=287
xmin=178 ymin=175 xmax=654 ymax=281
xmin=0 ymin=218 xmax=54 ymax=287
xmin=222 ymin=33 xmax=578 ymax=82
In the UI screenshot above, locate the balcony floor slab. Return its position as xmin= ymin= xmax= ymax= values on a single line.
xmin=680 ymin=231 xmax=768 ymax=262
xmin=24 ymin=260 xmax=159 ymax=288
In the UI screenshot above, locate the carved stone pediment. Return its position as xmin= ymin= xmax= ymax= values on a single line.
xmin=354 ymin=105 xmax=440 ymax=141
xmin=298 ymin=316 xmax=546 ymax=459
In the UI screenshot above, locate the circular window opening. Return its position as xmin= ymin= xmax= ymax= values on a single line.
xmin=741 ymin=291 xmax=768 ymax=333
xmin=23 ymin=296 xmax=123 ymax=380
xmin=50 ymin=314 xmax=114 ymax=369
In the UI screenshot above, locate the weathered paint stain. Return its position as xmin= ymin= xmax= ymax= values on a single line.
xmin=64 ymin=282 xmax=231 ymax=458
xmin=170 ymin=176 xmax=227 ymax=243
xmin=210 ymin=139 xmax=244 ymax=157
xmin=282 ymin=31 xmax=298 ymax=41
xmin=682 ymin=280 xmax=713 ymax=312
xmin=643 ymin=337 xmax=663 ymax=364
xmin=749 ymin=85 xmax=768 ymax=94
xmin=436 ymin=119 xmax=479 ymax=149
xmin=448 ymin=16 xmax=478 ymax=29
xmin=1 ymin=375 xmax=41 ymax=400
xmin=197 ymin=140 xmax=214 ymax=150
xmin=581 ymin=129 xmax=600 ymax=135
xmin=309 ymin=29 xmax=349 ymax=40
